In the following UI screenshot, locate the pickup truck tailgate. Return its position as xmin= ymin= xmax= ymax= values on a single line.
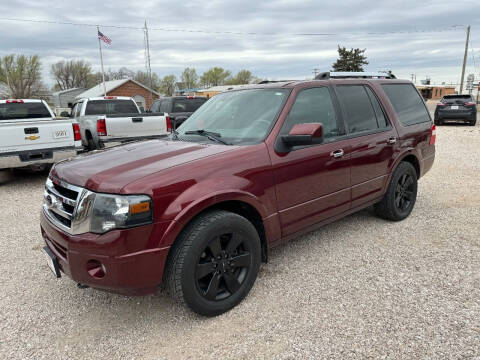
xmin=0 ymin=119 xmax=75 ymax=152
xmin=105 ymin=114 xmax=166 ymax=138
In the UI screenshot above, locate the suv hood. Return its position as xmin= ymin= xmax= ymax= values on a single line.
xmin=51 ymin=139 xmax=235 ymax=193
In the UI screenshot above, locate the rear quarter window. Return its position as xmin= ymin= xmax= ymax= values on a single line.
xmin=382 ymin=84 xmax=431 ymax=126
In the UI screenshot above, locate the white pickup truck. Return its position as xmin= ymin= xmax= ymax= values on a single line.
xmin=72 ymin=96 xmax=170 ymax=150
xmin=0 ymin=99 xmax=82 ymax=170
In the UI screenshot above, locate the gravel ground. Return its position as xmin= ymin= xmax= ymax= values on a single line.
xmin=1 ymin=124 xmax=479 ymax=359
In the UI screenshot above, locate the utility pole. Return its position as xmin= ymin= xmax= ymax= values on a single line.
xmin=459 ymin=25 xmax=471 ymax=94
xmin=312 ymin=68 xmax=320 ymax=78
xmin=410 ymin=74 xmax=416 ymax=84
xmin=144 ymin=20 xmax=153 ymax=108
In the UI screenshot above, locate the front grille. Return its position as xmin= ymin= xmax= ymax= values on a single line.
xmin=43 ymin=177 xmax=83 ymax=233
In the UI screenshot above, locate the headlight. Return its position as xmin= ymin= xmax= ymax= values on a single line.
xmin=89 ymin=193 xmax=153 ymax=234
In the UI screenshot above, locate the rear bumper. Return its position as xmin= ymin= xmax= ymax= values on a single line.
xmin=435 ymin=110 xmax=476 ymax=120
xmin=101 ymin=134 xmax=169 ymax=144
xmin=40 ymin=209 xmax=171 ymax=296
xmin=0 ymin=147 xmax=78 ymax=169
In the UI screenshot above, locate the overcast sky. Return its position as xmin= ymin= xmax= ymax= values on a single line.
xmin=1 ymin=0 xmax=480 ymax=87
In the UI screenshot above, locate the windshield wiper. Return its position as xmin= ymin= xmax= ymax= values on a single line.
xmin=184 ymin=129 xmax=231 ymax=145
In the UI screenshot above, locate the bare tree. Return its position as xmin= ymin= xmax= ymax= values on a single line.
xmin=51 ymin=60 xmax=92 ymax=90
xmin=181 ymin=68 xmax=199 ymax=89
xmin=0 ymin=54 xmax=47 ymax=98
xmin=159 ymin=75 xmax=177 ymax=96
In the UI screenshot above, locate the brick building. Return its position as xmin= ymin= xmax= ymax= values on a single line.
xmin=416 ymin=85 xmax=456 ymax=100
xmin=75 ymin=79 xmax=159 ymax=110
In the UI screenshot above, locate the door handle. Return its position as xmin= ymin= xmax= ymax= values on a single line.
xmin=387 ymin=137 xmax=397 ymax=144
xmin=132 ymin=117 xmax=143 ymax=123
xmin=331 ymin=149 xmax=344 ymax=158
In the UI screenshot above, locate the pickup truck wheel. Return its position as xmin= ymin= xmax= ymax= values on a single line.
xmin=87 ymin=136 xmax=97 ymax=151
xmin=374 ymin=162 xmax=418 ymax=221
xmin=165 ymin=210 xmax=261 ymax=316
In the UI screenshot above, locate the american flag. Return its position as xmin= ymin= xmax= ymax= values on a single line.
xmin=98 ymin=30 xmax=112 ymax=45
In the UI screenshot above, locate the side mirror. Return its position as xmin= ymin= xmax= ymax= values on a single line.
xmin=139 ymin=106 xmax=145 ymax=113
xmin=281 ymin=123 xmax=324 ymax=147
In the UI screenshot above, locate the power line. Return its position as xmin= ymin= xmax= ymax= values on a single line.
xmin=0 ymin=17 xmax=466 ymax=37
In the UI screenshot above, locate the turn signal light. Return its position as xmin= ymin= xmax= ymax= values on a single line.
xmin=129 ymin=202 xmax=150 ymax=214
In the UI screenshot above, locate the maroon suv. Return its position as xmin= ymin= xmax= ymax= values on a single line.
xmin=41 ymin=76 xmax=435 ymax=316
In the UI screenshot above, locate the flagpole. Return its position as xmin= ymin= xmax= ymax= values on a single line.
xmin=97 ymin=25 xmax=107 ymax=96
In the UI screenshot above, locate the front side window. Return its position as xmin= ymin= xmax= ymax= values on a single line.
xmin=282 ymin=87 xmax=339 ymax=140
xmin=178 ymin=89 xmax=290 ymax=145
xmin=336 ymin=85 xmax=379 ymax=134
xmin=85 ymin=100 xmax=138 ymax=115
xmin=382 ymin=84 xmax=431 ymax=126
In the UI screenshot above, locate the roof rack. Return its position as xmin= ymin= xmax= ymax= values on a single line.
xmin=315 ymin=71 xmax=396 ymax=80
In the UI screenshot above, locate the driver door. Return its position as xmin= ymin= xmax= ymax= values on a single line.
xmin=269 ymin=86 xmax=351 ymax=236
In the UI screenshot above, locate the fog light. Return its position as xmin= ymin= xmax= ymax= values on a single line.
xmin=86 ymin=259 xmax=106 ymax=279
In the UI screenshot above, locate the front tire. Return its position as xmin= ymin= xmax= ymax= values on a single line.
xmin=375 ymin=162 xmax=418 ymax=221
xmin=165 ymin=210 xmax=261 ymax=316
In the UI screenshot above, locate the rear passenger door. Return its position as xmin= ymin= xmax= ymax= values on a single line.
xmin=334 ymin=85 xmax=399 ymax=208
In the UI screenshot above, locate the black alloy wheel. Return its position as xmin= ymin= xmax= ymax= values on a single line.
xmin=196 ymin=232 xmax=251 ymax=301
xmin=374 ymin=161 xmax=418 ymax=221
xmin=394 ymin=173 xmax=415 ymax=212
xmin=165 ymin=210 xmax=261 ymax=316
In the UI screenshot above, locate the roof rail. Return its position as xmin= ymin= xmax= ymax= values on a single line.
xmin=315 ymin=71 xmax=396 ymax=80
xmin=258 ymin=80 xmax=297 ymax=84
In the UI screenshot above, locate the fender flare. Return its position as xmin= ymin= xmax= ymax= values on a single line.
xmin=382 ymin=148 xmax=421 ymax=193
xmin=157 ymin=190 xmax=268 ymax=249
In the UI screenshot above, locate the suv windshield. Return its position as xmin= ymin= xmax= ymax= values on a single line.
xmin=0 ymin=102 xmax=51 ymax=120
xmin=177 ymin=89 xmax=290 ymax=145
xmin=85 ymin=100 xmax=138 ymax=115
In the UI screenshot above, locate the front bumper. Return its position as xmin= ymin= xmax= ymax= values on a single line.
xmin=40 ymin=209 xmax=171 ymax=296
xmin=0 ymin=148 xmax=79 ymax=169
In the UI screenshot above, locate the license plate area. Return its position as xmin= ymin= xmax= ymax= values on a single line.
xmin=450 ymin=105 xmax=459 ymax=110
xmin=44 ymin=246 xmax=61 ymax=278
xmin=54 ymin=130 xmax=69 ymax=138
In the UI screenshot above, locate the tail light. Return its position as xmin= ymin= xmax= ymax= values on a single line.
xmin=166 ymin=116 xmax=172 ymax=132
xmin=97 ymin=118 xmax=107 ymax=136
xmin=437 ymin=102 xmax=446 ymax=106
xmin=72 ymin=123 xmax=81 ymax=141
xmin=429 ymin=124 xmax=436 ymax=145
xmin=6 ymin=99 xmax=24 ymax=103
xmin=464 ymin=101 xmax=476 ymax=106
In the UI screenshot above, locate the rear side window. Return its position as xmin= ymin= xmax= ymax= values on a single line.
xmin=335 ymin=85 xmax=379 ymax=134
xmin=0 ymin=102 xmax=51 ymax=120
xmin=284 ymin=87 xmax=339 ymax=140
xmin=172 ymin=98 xmax=207 ymax=112
xmin=85 ymin=100 xmax=138 ymax=115
xmin=365 ymin=87 xmax=389 ymax=128
xmin=382 ymin=84 xmax=430 ymax=126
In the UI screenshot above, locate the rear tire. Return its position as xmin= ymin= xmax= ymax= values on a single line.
xmin=165 ymin=210 xmax=261 ymax=317
xmin=470 ymin=116 xmax=476 ymax=126
xmin=375 ymin=162 xmax=418 ymax=221
xmin=86 ymin=135 xmax=97 ymax=151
